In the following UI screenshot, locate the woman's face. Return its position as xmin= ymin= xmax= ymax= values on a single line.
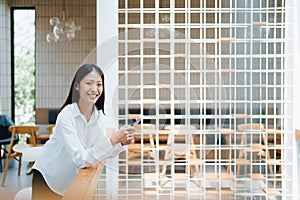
xmin=76 ymin=70 xmax=103 ymax=106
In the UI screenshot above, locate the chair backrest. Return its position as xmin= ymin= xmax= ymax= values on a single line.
xmin=134 ymin=124 xmax=156 ymax=145
xmin=237 ymin=123 xmax=265 ymax=144
xmin=48 ymin=109 xmax=59 ymax=124
xmin=8 ymin=126 xmax=39 ymax=145
xmin=46 ymin=125 xmax=55 ymax=134
xmin=237 ymin=123 xmax=264 ymax=131
xmin=0 ymin=115 xmax=16 ymax=141
xmin=136 ymin=124 xmax=155 ymax=130
xmin=164 ymin=125 xmax=196 ymax=143
xmin=0 ymin=126 xmax=13 ymax=140
xmin=164 ymin=124 xmax=196 ymax=130
xmin=0 ymin=126 xmax=19 ymax=146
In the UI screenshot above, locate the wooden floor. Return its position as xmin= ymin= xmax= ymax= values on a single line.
xmin=0 ymin=158 xmax=32 ymax=200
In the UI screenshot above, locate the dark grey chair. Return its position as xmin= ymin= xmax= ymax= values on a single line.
xmin=0 ymin=115 xmax=17 ymax=172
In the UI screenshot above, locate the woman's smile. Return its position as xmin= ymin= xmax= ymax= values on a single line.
xmin=88 ymin=93 xmax=99 ymax=99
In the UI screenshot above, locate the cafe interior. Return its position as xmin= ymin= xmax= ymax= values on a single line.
xmin=0 ymin=0 xmax=300 ymax=199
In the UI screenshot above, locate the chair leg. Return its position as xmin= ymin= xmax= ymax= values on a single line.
xmin=277 ymin=164 xmax=282 ymax=185
xmin=195 ymin=164 xmax=200 ymax=177
xmin=18 ymin=156 xmax=22 ymax=176
xmin=0 ymin=146 xmax=7 ymax=173
xmin=147 ymin=155 xmax=151 ymax=172
xmin=1 ymin=156 xmax=11 ymax=186
xmin=236 ymin=164 xmax=241 ymax=184
xmin=0 ymin=148 xmax=2 ymax=173
xmin=121 ymin=164 xmax=127 ymax=186
xmin=0 ymin=155 xmax=2 ymax=173
xmin=268 ymin=163 xmax=274 ymax=175
xmin=26 ymin=162 xmax=34 ymax=175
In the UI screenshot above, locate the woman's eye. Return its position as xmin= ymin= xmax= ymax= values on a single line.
xmin=97 ymin=83 xmax=102 ymax=87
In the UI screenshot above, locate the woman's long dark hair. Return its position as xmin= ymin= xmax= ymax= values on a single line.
xmin=58 ymin=64 xmax=105 ymax=114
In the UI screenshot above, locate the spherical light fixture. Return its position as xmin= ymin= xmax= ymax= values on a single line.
xmin=46 ymin=9 xmax=80 ymax=42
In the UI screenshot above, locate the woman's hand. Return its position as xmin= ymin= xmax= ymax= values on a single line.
xmin=110 ymin=125 xmax=135 ymax=146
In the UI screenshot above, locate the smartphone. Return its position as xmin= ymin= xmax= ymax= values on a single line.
xmin=131 ymin=118 xmax=141 ymax=126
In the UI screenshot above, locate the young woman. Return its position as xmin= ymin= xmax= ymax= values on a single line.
xmin=32 ymin=64 xmax=134 ymax=199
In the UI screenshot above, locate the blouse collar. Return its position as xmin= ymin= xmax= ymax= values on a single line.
xmin=72 ymin=103 xmax=99 ymax=123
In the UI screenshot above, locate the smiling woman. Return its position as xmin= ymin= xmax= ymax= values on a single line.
xmin=31 ymin=64 xmax=135 ymax=200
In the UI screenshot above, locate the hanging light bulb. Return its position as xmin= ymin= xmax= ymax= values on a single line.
xmin=49 ymin=17 xmax=60 ymax=26
xmin=46 ymin=9 xmax=81 ymax=42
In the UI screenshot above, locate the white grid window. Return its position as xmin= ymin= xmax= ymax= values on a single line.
xmin=95 ymin=0 xmax=290 ymax=199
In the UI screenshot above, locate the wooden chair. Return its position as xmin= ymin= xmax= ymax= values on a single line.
xmin=120 ymin=124 xmax=156 ymax=186
xmin=263 ymin=128 xmax=282 ymax=185
xmin=160 ymin=125 xmax=202 ymax=186
xmin=122 ymin=124 xmax=156 ymax=174
xmin=235 ymin=123 xmax=267 ymax=182
xmin=1 ymin=125 xmax=39 ymax=187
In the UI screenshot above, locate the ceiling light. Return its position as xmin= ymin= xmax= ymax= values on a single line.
xmin=46 ymin=9 xmax=80 ymax=42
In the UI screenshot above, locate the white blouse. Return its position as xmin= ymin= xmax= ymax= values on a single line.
xmin=33 ymin=103 xmax=125 ymax=195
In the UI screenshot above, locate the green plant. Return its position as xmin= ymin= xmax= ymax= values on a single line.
xmin=14 ymin=49 xmax=35 ymax=125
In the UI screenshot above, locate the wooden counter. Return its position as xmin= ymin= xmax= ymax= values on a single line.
xmin=62 ymin=162 xmax=105 ymax=200
xmin=296 ymin=129 xmax=300 ymax=139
